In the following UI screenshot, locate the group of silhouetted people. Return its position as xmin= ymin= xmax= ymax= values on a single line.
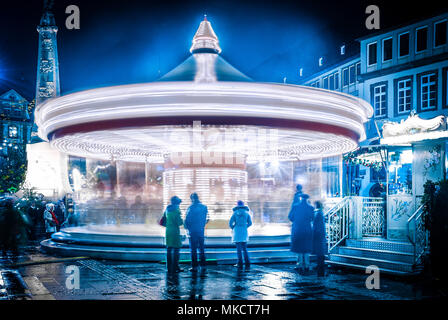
xmin=160 ymin=193 xmax=253 ymax=274
xmin=161 ymin=184 xmax=326 ymax=276
xmin=288 ymin=184 xmax=327 ymax=276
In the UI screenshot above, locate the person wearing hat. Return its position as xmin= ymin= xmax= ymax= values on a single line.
xmin=164 ymin=195 xmax=184 ymax=273
xmin=229 ymin=200 xmax=253 ymax=269
xmin=44 ymin=203 xmax=59 ymax=238
xmin=184 ymin=193 xmax=209 ymax=272
xmin=293 ymin=184 xmax=303 ymax=203
xmin=288 ymin=193 xmax=314 ymax=273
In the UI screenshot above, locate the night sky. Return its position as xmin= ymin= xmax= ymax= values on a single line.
xmin=0 ymin=0 xmax=446 ymax=100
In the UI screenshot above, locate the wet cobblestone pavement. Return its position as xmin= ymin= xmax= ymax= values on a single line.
xmin=0 ymin=246 xmax=446 ymax=300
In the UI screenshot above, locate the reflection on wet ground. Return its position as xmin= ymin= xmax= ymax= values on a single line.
xmin=1 ymin=247 xmax=445 ymax=300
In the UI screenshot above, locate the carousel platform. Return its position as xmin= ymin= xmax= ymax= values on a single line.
xmin=40 ymin=224 xmax=296 ymax=263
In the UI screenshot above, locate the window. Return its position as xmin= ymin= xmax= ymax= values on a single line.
xmin=399 ymin=32 xmax=410 ymax=57
xmin=315 ymin=80 xmax=320 ymax=88
xmin=356 ymin=62 xmax=361 ymax=77
xmin=334 ymin=72 xmax=340 ymax=90
xmin=8 ymin=126 xmax=18 ymax=138
xmin=416 ymin=26 xmax=428 ymax=52
xmin=323 ymin=77 xmax=329 ymax=89
xmin=396 ymin=78 xmax=412 ymax=114
xmin=434 ymin=20 xmax=447 ymax=47
xmin=388 ymin=149 xmax=413 ymax=195
xmin=383 ymin=37 xmax=393 ymax=61
xmin=349 ymin=65 xmax=356 ymax=84
xmin=322 ymin=156 xmax=341 ymax=197
xmin=367 ymin=42 xmax=377 ymax=66
xmin=343 ymin=68 xmax=349 ymax=87
xmin=329 ymin=74 xmax=334 ymax=90
xmin=419 ymin=72 xmax=437 ymax=110
xmin=372 ymin=83 xmax=387 ymax=117
xmin=444 ymin=68 xmax=448 ymax=108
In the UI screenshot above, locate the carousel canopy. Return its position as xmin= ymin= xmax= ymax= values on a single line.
xmin=35 ymin=18 xmax=373 ymax=163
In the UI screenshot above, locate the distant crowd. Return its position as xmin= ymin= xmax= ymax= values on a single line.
xmin=0 ymin=193 xmax=77 ymax=263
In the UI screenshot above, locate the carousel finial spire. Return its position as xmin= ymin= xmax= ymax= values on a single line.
xmin=190 ymin=16 xmax=222 ymax=54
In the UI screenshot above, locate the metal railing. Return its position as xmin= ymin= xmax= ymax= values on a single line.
xmin=361 ymin=197 xmax=385 ymax=237
xmin=325 ymin=197 xmax=350 ymax=253
xmin=407 ymin=204 xmax=428 ymax=266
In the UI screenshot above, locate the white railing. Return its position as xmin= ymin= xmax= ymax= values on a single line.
xmin=325 ymin=197 xmax=350 ymax=253
xmin=407 ymin=204 xmax=429 ymax=266
xmin=361 ymin=197 xmax=385 ymax=237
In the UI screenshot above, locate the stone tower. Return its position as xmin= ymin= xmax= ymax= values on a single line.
xmin=35 ymin=0 xmax=60 ymax=106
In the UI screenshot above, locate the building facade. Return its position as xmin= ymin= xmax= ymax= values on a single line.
xmin=302 ymin=12 xmax=448 ymax=242
xmin=0 ymin=89 xmax=32 ymax=156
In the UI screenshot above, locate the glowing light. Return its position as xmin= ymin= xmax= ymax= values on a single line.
xmin=163 ymin=167 xmax=248 ymax=220
xmin=319 ymin=57 xmax=324 ymax=66
xmin=400 ymin=149 xmax=413 ymax=164
xmin=190 ymin=17 xmax=221 ymax=54
xmin=72 ymin=168 xmax=83 ymax=191
xmin=36 ymin=81 xmax=372 ymax=162
xmin=24 ymin=142 xmax=72 ymax=198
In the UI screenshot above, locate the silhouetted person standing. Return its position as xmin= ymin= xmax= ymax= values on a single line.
xmin=293 ymin=184 xmax=303 ymax=203
xmin=0 ymin=198 xmax=29 ymax=263
xmin=312 ymin=201 xmax=327 ymax=277
xmin=288 ymin=194 xmax=314 ymax=273
xmin=164 ymin=196 xmax=183 ymax=273
xmin=184 ymin=193 xmax=209 ymax=272
xmin=229 ymin=200 xmax=252 ymax=269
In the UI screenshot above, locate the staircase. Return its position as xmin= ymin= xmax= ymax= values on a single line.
xmin=324 ymin=196 xmax=425 ymax=276
xmin=327 ymin=238 xmax=415 ymax=275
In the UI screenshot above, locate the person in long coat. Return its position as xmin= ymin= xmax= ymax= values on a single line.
xmin=165 ymin=196 xmax=184 ymax=273
xmin=0 ymin=198 xmax=29 ymax=262
xmin=288 ymin=193 xmax=314 ymax=272
xmin=184 ymin=193 xmax=209 ymax=272
xmin=312 ymin=201 xmax=327 ymax=277
xmin=229 ymin=200 xmax=253 ymax=269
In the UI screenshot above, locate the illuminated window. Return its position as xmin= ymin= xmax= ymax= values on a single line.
xmin=9 ymin=126 xmax=18 ymax=138
xmin=388 ymin=149 xmax=413 ymax=195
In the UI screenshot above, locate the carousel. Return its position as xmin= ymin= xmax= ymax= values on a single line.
xmin=36 ymin=17 xmax=372 ymax=262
